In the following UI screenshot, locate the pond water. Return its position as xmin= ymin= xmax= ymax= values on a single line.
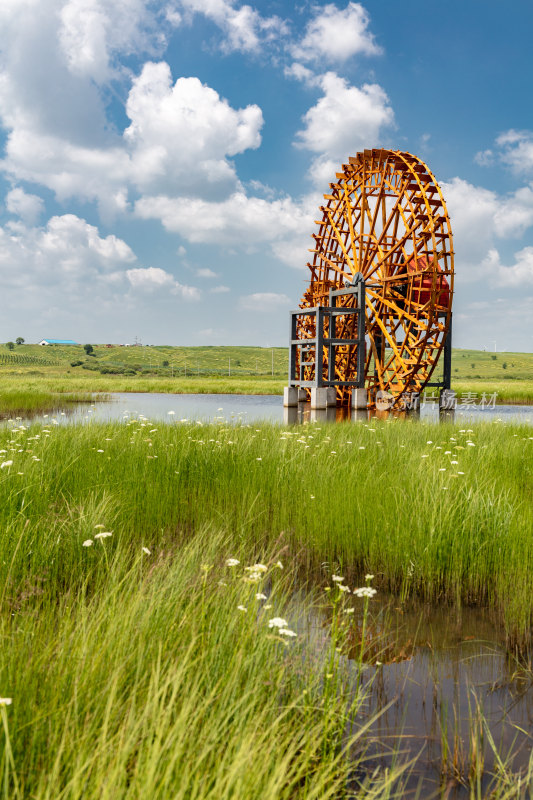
xmin=308 ymin=596 xmax=533 ymax=796
xmin=13 ymin=392 xmax=533 ymax=426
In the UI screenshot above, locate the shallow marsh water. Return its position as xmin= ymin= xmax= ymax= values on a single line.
xmin=10 ymin=391 xmax=533 ymax=426
xmin=308 ymin=595 xmax=533 ymax=796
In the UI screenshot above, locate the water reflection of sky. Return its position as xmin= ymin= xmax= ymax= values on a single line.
xmin=12 ymin=392 xmax=533 ymax=426
xmin=307 ymin=598 xmax=533 ymax=798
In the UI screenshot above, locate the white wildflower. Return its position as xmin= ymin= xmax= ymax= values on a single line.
xmin=94 ymin=531 xmax=112 ymax=539
xmin=244 ymin=572 xmax=262 ymax=584
xmin=225 ymin=558 xmax=240 ymax=567
xmin=255 ymin=592 xmax=267 ymax=600
xmin=142 ymin=547 xmax=151 ymax=555
xmin=82 ymin=540 xmax=93 ymax=547
xmin=279 ymin=628 xmax=297 ymax=637
xmin=338 ymin=584 xmax=350 ymax=593
xmin=332 ymin=575 xmax=344 ymax=583
xmin=0 ymin=460 xmax=13 ymax=469
xmin=268 ymin=617 xmax=289 ymax=629
xmin=245 ymin=564 xmax=267 ymax=573
xmin=275 ymin=560 xmax=283 ymax=569
xmin=237 ymin=605 xmax=247 ymax=612
xmin=0 ymin=698 xmax=12 ymax=706
xmin=365 ymin=574 xmax=374 ymax=581
xmin=353 ymin=587 xmax=377 ymax=598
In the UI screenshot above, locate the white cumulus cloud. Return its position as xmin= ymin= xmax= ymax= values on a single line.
xmin=1 ymin=59 xmax=264 ymax=213
xmin=135 ymin=189 xmax=318 ymax=267
xmin=476 ymin=129 xmax=533 ymax=175
xmin=126 ymin=266 xmax=200 ymax=298
xmin=294 ymin=72 xmax=394 ymax=184
xmin=240 ymin=292 xmax=291 ymax=311
xmin=125 ymin=62 xmax=263 ymax=195
xmin=178 ymin=0 xmax=288 ymax=54
xmin=291 ymin=2 xmax=382 ymax=64
xmin=58 ymin=0 xmax=173 ymax=82
xmin=482 ymin=246 xmax=533 ymax=287
xmin=0 ymin=214 xmax=135 ymax=293
xmin=5 ymin=188 xmax=45 ymax=226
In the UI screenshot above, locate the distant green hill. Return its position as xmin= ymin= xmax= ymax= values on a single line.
xmin=0 ymin=343 xmax=288 ymax=376
xmin=2 ymin=343 xmax=532 ymax=381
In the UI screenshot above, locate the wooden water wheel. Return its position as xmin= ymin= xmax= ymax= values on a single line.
xmin=300 ymin=149 xmax=454 ymax=406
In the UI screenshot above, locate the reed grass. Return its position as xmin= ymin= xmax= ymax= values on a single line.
xmin=0 ymin=416 xmax=532 ymax=795
xmin=0 ymin=417 xmax=531 ymax=634
xmin=0 ymin=375 xmax=284 ymax=396
xmin=0 ymin=388 xmax=98 ymax=417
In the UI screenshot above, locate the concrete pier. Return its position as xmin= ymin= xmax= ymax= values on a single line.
xmin=283 ymin=387 xmax=299 ymax=407
xmin=310 ymin=387 xmax=336 ymax=409
xmin=351 ymin=387 xmax=368 ymax=409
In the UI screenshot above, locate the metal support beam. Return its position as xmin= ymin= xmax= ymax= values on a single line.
xmin=442 ymin=313 xmax=452 ymax=391
xmin=287 ymin=276 xmax=366 ymax=403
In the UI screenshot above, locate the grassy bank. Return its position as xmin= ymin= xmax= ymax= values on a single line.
xmin=1 ymin=417 xmax=532 ymax=795
xmin=0 ymin=388 xmax=99 ymax=418
xmin=1 ymin=373 xmax=533 ymax=405
xmin=0 ymin=374 xmax=284 ymax=396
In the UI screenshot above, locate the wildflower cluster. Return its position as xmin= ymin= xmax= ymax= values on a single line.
xmin=224 ymin=556 xmax=298 ymax=640
xmin=331 ymin=573 xmax=377 ymax=599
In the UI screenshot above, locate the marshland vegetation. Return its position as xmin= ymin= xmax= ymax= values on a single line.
xmin=0 ymin=415 xmax=532 ymax=796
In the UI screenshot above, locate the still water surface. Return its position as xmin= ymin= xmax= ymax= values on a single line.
xmin=308 ymin=597 xmax=533 ymax=796
xmin=24 ymin=392 xmax=533 ymax=425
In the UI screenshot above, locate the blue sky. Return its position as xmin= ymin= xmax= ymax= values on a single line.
xmin=0 ymin=0 xmax=532 ymax=350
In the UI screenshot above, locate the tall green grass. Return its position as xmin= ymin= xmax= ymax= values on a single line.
xmin=2 ymin=532 xmax=408 ymax=798
xmin=1 ymin=417 xmax=532 ymax=796
xmin=0 ymin=375 xmax=284 ymax=396
xmin=0 ymin=388 xmax=99 ymax=417
xmin=0 ymin=417 xmax=531 ymax=636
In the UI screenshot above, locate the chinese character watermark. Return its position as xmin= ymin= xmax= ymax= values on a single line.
xmin=417 ymin=390 xmax=498 ymax=410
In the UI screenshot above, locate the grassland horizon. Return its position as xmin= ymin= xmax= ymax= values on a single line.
xmin=1 ymin=342 xmax=533 ymax=405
